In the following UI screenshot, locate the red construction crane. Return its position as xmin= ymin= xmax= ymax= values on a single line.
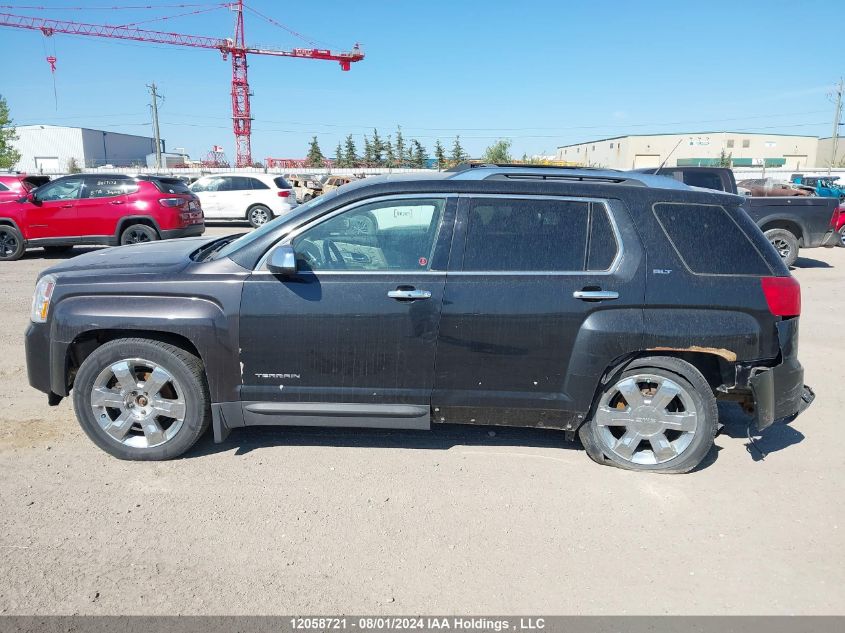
xmin=0 ymin=1 xmax=364 ymax=167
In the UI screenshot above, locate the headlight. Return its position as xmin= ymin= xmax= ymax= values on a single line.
xmin=31 ymin=274 xmax=57 ymax=323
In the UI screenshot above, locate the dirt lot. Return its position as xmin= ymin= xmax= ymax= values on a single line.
xmin=0 ymin=227 xmax=843 ymax=615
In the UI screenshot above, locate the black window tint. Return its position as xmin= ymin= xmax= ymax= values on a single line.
xmin=587 ymin=203 xmax=618 ymax=270
xmin=463 ymin=197 xmax=588 ymax=271
xmin=682 ymin=172 xmax=725 ymax=192
xmin=150 ymin=177 xmax=191 ymax=194
xmin=85 ymin=176 xmax=128 ymax=199
xmin=274 ymin=176 xmax=292 ymax=189
xmin=0 ymin=182 xmax=8 ymax=192
xmin=248 ymin=178 xmax=270 ymax=190
xmin=653 ymin=203 xmax=771 ymax=275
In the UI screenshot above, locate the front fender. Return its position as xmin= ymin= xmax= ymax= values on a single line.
xmin=49 ymin=294 xmax=240 ymax=402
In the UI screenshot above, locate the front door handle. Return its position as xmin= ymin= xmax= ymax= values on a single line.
xmin=388 ymin=288 xmax=431 ymax=301
xmin=572 ymin=290 xmax=619 ymax=301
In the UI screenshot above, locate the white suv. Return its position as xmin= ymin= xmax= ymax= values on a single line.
xmin=189 ymin=173 xmax=298 ymax=227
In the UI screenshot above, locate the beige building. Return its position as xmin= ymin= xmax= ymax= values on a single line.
xmin=555 ymin=132 xmax=821 ymax=170
xmin=817 ymin=137 xmax=844 ymax=168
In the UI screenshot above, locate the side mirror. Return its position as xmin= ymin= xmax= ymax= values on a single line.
xmin=18 ymin=192 xmax=38 ymax=204
xmin=267 ymin=244 xmax=297 ymax=276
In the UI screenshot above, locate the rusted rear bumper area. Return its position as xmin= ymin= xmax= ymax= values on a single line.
xmin=740 ymin=318 xmax=814 ymax=432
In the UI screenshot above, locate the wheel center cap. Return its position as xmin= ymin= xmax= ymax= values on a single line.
xmin=630 ymin=406 xmax=663 ymax=436
xmin=136 ymin=395 xmax=149 ymax=407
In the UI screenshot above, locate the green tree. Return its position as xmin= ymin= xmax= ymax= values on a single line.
xmin=434 ymin=139 xmax=447 ymax=170
xmin=343 ymin=134 xmax=358 ymax=167
xmin=716 ymin=149 xmax=733 ymax=167
xmin=0 ymin=95 xmax=20 ymax=170
xmin=334 ymin=141 xmax=345 ymax=167
xmin=449 ymin=135 xmax=469 ymax=166
xmin=67 ymin=157 xmax=82 ymax=174
xmin=411 ymin=139 xmax=428 ymax=168
xmin=384 ymin=136 xmax=396 ymax=167
xmin=363 ymin=135 xmax=374 ymax=166
xmin=370 ymin=128 xmax=384 ymax=165
xmin=482 ymin=139 xmax=512 ymax=164
xmin=305 ymin=136 xmax=325 ymax=167
xmin=395 ymin=125 xmax=407 ymax=167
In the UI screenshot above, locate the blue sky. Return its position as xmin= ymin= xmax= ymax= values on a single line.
xmin=0 ymin=0 xmax=841 ymax=162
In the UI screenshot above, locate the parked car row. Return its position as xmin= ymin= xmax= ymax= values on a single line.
xmin=0 ymin=174 xmax=204 ymax=261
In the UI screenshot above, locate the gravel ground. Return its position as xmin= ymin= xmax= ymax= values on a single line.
xmin=0 ymin=227 xmax=843 ymax=615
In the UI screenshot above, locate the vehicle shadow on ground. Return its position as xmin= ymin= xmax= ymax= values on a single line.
xmin=21 ymin=246 xmax=106 ymax=261
xmin=717 ymin=401 xmax=805 ymax=462
xmin=792 ymin=256 xmax=833 ymax=269
xmin=185 ymin=422 xmax=584 ymax=459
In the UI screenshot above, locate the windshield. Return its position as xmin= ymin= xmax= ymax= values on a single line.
xmin=210 ymin=193 xmax=330 ymax=261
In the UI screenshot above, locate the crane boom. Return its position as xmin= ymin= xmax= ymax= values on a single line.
xmin=0 ymin=2 xmax=364 ymax=166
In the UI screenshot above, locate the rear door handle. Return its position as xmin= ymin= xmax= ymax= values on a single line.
xmin=387 ymin=289 xmax=431 ymax=301
xmin=110 ymin=200 xmax=125 ymax=205
xmin=572 ymin=290 xmax=619 ymax=301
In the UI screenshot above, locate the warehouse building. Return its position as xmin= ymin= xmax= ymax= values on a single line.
xmin=11 ymin=125 xmax=164 ymax=173
xmin=817 ymin=137 xmax=844 ymax=168
xmin=555 ymin=132 xmax=821 ymax=170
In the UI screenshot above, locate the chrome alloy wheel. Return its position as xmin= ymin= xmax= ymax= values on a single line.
xmin=90 ymin=358 xmax=186 ymax=449
xmin=594 ymin=373 xmax=699 ymax=465
xmin=250 ymin=207 xmax=269 ymax=226
xmin=770 ymin=237 xmax=792 ymax=259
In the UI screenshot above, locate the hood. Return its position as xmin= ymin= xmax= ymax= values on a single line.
xmin=43 ymin=236 xmax=216 ymax=278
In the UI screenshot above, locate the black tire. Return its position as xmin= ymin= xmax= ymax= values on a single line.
xmin=838 ymin=225 xmax=845 ymax=248
xmin=579 ymin=356 xmax=718 ymax=474
xmin=764 ymin=228 xmax=799 ymax=267
xmin=303 ymin=193 xmax=312 ymax=202
xmin=247 ymin=205 xmax=272 ymax=228
xmin=72 ymin=338 xmax=211 ymax=460
xmin=43 ymin=245 xmax=74 ymax=254
xmin=0 ymin=225 xmax=25 ymax=261
xmin=120 ymin=224 xmax=159 ymax=245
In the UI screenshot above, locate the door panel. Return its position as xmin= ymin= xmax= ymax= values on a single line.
xmin=432 ymin=195 xmax=645 ymax=428
xmin=25 ymin=177 xmax=83 ymax=238
xmin=237 ymin=196 xmax=456 ymax=425
xmin=76 ymin=176 xmax=131 ymax=236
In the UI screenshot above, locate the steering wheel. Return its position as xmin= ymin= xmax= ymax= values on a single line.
xmin=296 ymin=239 xmax=322 ymax=269
xmin=322 ymin=239 xmax=347 ymax=269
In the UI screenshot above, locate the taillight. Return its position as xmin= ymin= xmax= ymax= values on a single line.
xmin=277 ymin=190 xmax=290 ymax=197
xmin=159 ymin=198 xmax=185 ymax=207
xmin=833 ymin=205 xmax=844 ymax=228
xmin=761 ymin=276 xmax=801 ymax=317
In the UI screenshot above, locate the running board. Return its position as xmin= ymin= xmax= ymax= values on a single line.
xmin=241 ymin=402 xmax=431 ymax=430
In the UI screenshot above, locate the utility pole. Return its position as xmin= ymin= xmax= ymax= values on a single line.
xmin=148 ymin=82 xmax=163 ymax=170
xmin=829 ymin=77 xmax=843 ymax=175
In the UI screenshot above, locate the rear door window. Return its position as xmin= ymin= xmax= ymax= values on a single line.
xmin=83 ymin=176 xmax=130 ymax=199
xmin=653 ymin=202 xmax=772 ymax=275
xmin=462 ymin=197 xmax=590 ymax=271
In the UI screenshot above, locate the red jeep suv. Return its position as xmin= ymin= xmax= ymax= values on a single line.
xmin=0 ymin=174 xmax=204 ymax=261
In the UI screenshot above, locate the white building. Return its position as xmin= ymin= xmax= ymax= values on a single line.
xmin=12 ymin=125 xmax=163 ymax=173
xmin=555 ymin=132 xmax=822 ymax=171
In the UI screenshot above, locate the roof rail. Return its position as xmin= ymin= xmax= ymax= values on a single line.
xmin=445 ymin=162 xmax=615 ymax=173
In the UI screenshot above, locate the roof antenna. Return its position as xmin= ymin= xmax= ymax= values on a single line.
xmin=655 ymin=137 xmax=685 ymax=174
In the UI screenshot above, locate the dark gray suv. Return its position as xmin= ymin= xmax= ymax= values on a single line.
xmin=25 ymin=165 xmax=814 ymax=472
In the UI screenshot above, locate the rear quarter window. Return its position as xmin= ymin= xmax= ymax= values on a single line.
xmin=273 ymin=176 xmax=292 ymax=189
xmin=653 ymin=202 xmax=772 ymax=276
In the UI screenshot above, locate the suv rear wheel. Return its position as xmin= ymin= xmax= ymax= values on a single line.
xmin=120 ymin=224 xmax=159 ymax=245
xmin=0 ymin=225 xmax=25 ymax=261
xmin=247 ymin=204 xmax=272 ymax=228
xmin=764 ymin=228 xmax=799 ymax=267
xmin=72 ymin=338 xmax=210 ymax=460
xmin=579 ymin=357 xmax=717 ymax=473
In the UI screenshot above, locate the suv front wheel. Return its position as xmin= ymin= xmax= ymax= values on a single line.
xmin=72 ymin=338 xmax=211 ymax=460
xmin=579 ymin=357 xmax=717 ymax=473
